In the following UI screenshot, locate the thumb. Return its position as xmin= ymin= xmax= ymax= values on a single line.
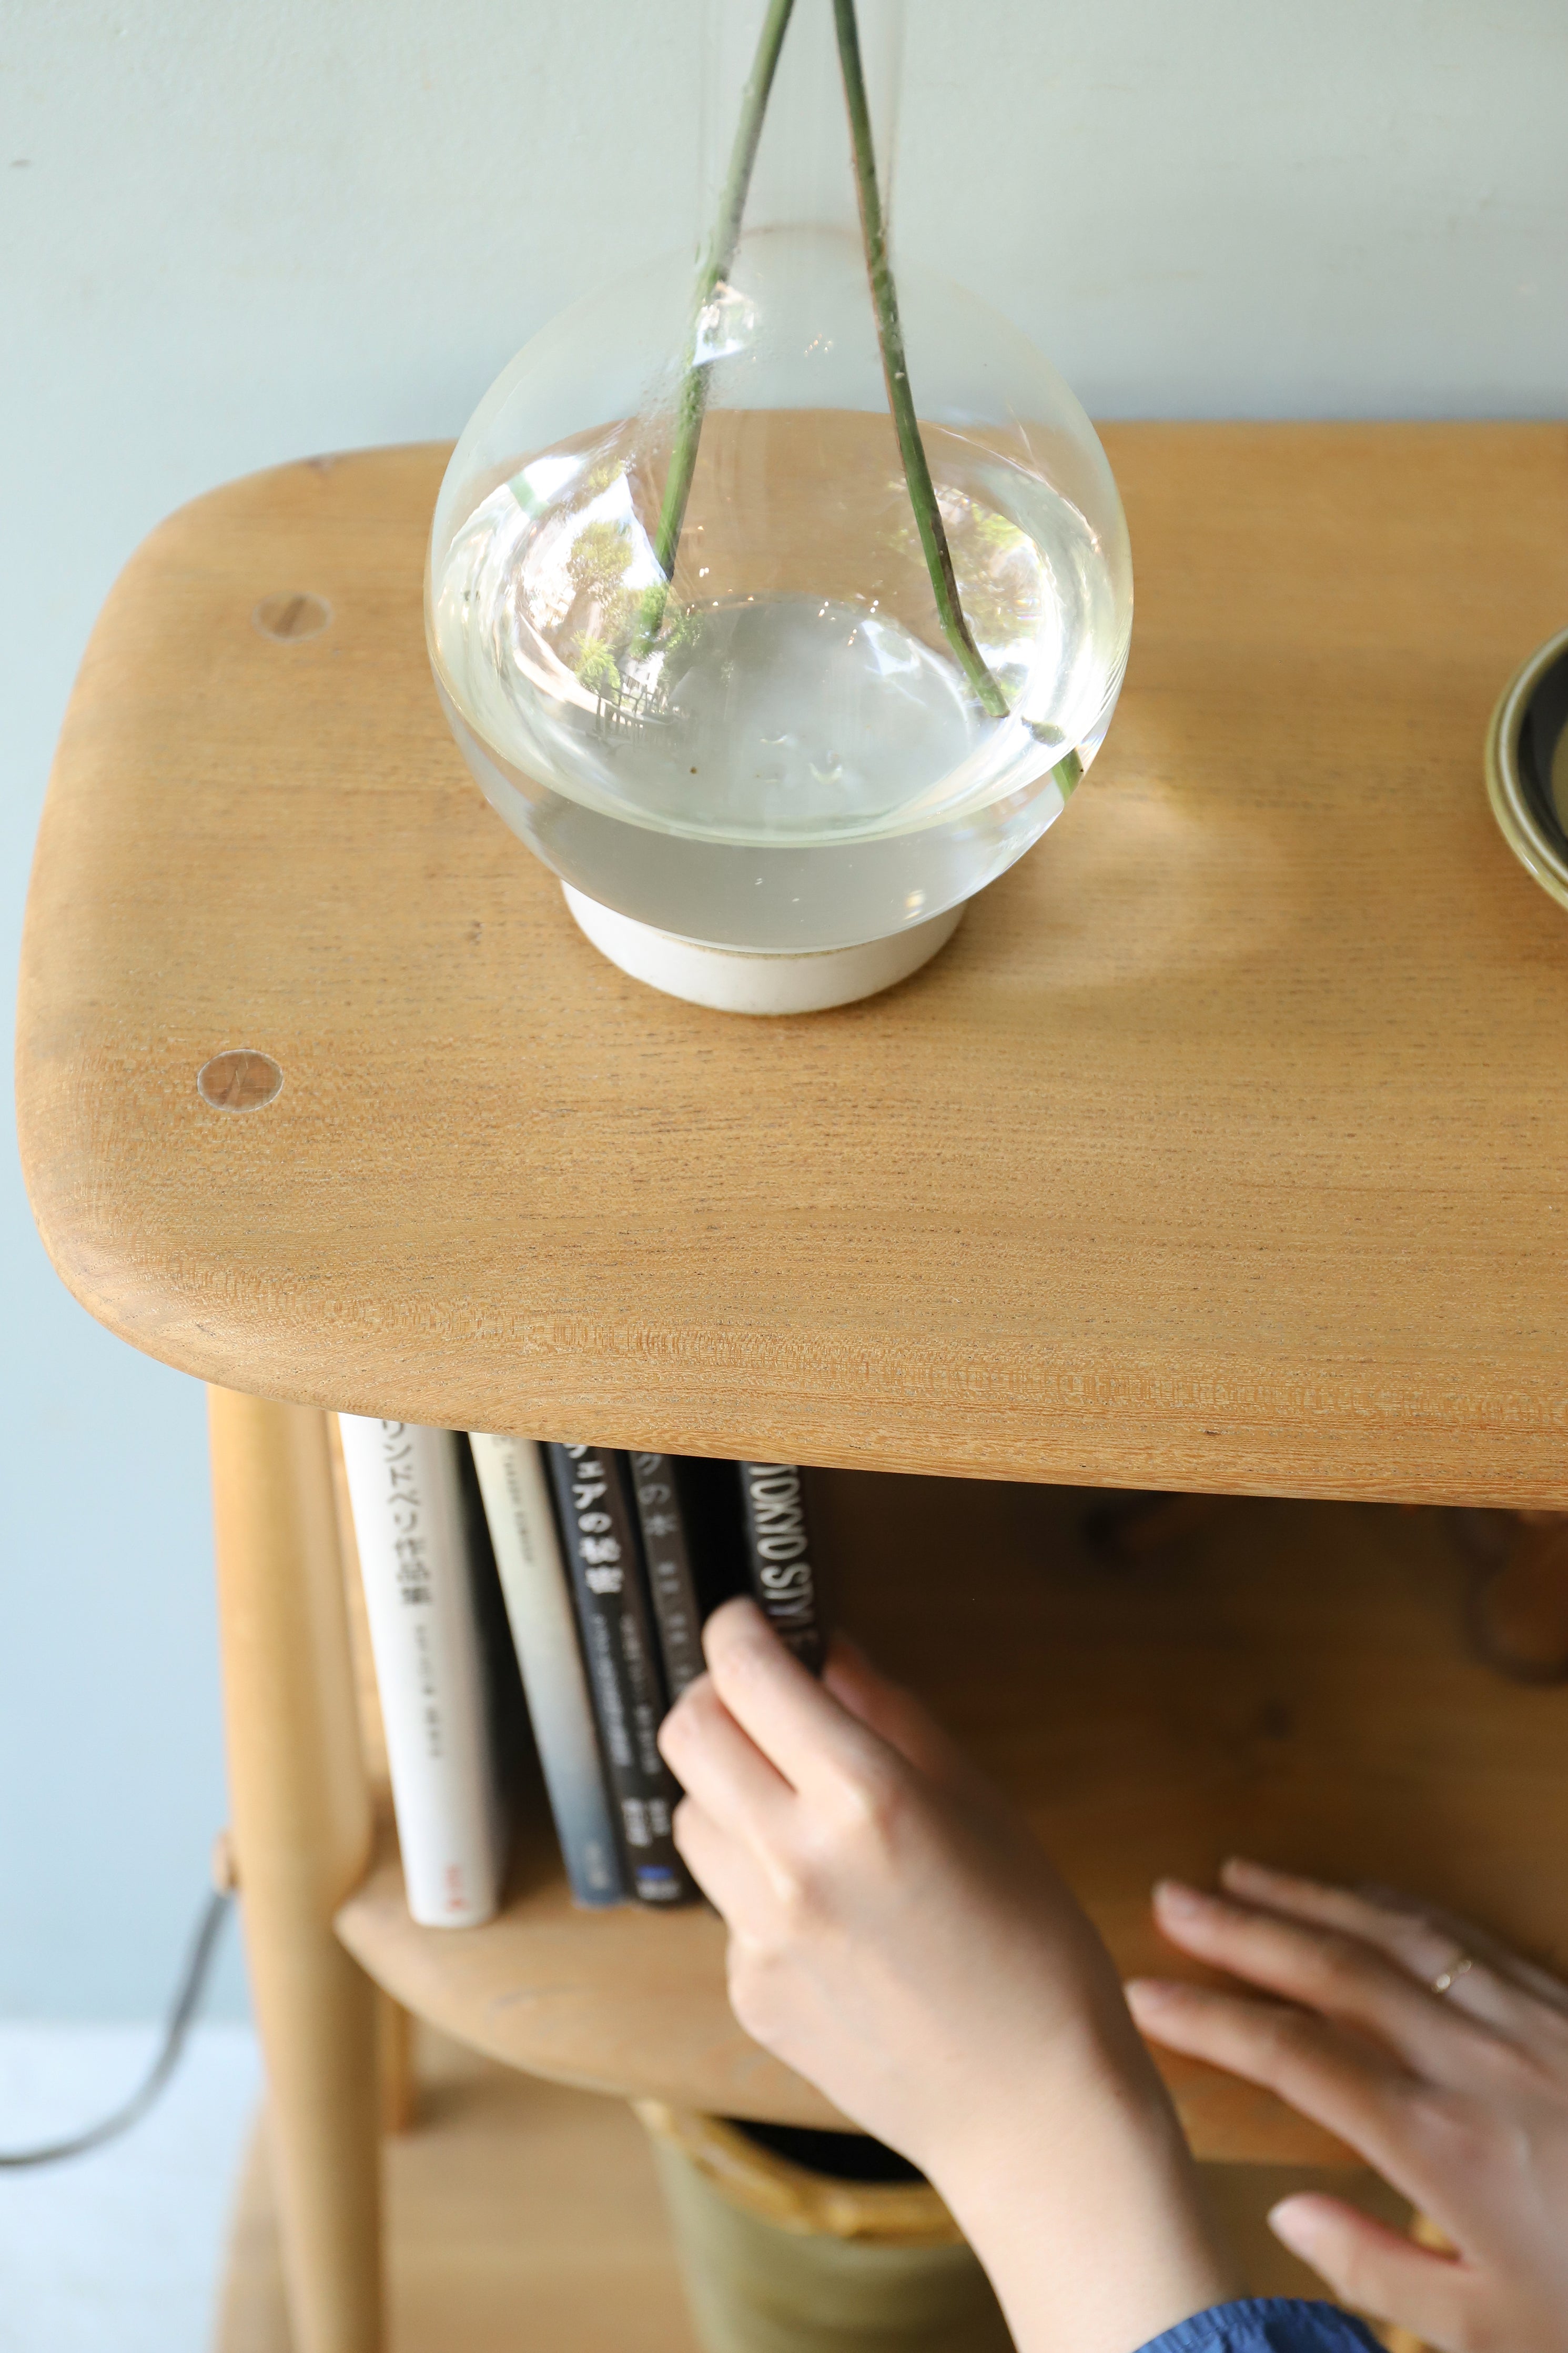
xmin=1269 ymin=2194 xmax=1480 ymax=2347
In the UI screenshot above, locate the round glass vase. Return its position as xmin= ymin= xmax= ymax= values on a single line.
xmin=427 ymin=0 xmax=1132 ymax=1013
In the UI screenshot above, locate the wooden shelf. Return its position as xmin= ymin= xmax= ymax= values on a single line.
xmin=18 ymin=427 xmax=1568 ymax=1503
xmin=337 ymin=1827 xmax=811 ymax=2121
xmin=215 ymin=2029 xmax=1402 ymax=2351
xmin=339 ymin=1474 xmax=1568 ymax=2163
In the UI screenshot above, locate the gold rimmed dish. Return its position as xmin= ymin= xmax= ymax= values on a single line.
xmin=1486 ymin=621 xmax=1568 ymax=911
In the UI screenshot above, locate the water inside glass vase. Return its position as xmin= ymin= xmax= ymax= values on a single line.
xmin=430 ymin=403 xmax=1127 ymax=948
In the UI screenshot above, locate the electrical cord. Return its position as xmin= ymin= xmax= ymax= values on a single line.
xmin=0 ymin=1888 xmax=232 ymax=2169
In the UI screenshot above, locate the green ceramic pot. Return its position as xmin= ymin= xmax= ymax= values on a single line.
xmin=637 ymin=2104 xmax=1014 ymax=2353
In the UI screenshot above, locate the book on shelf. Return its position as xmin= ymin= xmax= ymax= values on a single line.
xmin=469 ymin=1432 xmax=624 ymax=1908
xmin=337 ymin=1416 xmax=509 ymax=1928
xmin=457 ymin=1435 xmax=530 ymax=1799
xmin=629 ymin=1452 xmax=716 ymax=1704
xmin=341 ymin=1418 xmax=826 ymax=1920
xmin=737 ymin=1461 xmax=826 ymax=1672
xmin=545 ymin=1443 xmax=696 ymax=1907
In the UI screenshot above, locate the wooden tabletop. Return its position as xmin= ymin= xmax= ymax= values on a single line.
xmin=17 ymin=427 xmax=1568 ymax=1501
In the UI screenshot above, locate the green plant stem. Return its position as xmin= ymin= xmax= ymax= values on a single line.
xmin=648 ymin=0 xmax=797 ymax=611
xmin=832 ymin=0 xmax=1009 ymax=720
xmin=644 ymin=0 xmax=1082 ymax=791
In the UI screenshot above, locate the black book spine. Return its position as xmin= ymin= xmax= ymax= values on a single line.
xmin=736 ymin=1462 xmax=826 ymax=1673
xmin=545 ymin=1443 xmax=693 ymax=1906
xmin=629 ymin=1453 xmax=707 ymax=1703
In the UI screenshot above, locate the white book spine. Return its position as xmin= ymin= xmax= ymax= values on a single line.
xmin=469 ymin=1433 xmax=624 ymax=1907
xmin=337 ymin=1416 xmax=504 ymax=1928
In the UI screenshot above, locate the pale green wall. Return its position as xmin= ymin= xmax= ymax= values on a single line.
xmin=2 ymin=0 xmax=1564 ymax=2017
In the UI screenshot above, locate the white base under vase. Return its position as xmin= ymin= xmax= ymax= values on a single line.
xmin=561 ymin=887 xmax=966 ymax=1015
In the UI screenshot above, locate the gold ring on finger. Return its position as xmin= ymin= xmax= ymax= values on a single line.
xmin=1431 ymin=1952 xmax=1475 ymax=1996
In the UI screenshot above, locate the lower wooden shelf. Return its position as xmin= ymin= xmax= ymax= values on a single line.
xmin=214 ymin=2030 xmax=1410 ymax=2350
xmin=338 ymin=1476 xmax=1568 ymax=2167
xmin=337 ymin=1826 xmax=817 ymax=2127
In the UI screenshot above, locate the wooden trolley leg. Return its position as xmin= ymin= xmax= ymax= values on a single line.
xmin=209 ymin=1388 xmax=383 ymax=2353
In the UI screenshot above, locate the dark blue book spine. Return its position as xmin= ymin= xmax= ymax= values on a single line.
xmin=630 ymin=1453 xmax=707 ymax=1703
xmin=545 ymin=1444 xmax=694 ymax=1907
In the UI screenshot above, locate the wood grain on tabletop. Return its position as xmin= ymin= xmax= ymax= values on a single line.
xmin=338 ymin=1479 xmax=1568 ymax=2167
xmin=17 ymin=426 xmax=1568 ymax=1501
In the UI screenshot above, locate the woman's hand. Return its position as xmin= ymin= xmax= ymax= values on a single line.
xmin=1127 ymin=1859 xmax=1568 ymax=2353
xmin=659 ymin=1598 xmax=1238 ymax=2353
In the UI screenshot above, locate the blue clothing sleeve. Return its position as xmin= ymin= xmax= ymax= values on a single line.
xmin=1136 ymin=2299 xmax=1382 ymax=2353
